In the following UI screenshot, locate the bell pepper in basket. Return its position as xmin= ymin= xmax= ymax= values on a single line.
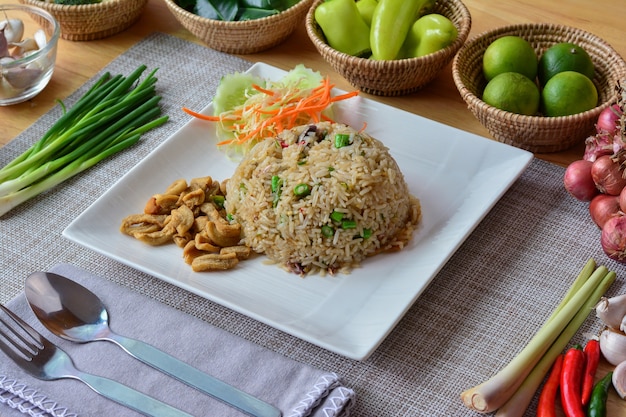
xmin=399 ymin=13 xmax=458 ymax=58
xmin=314 ymin=0 xmax=371 ymax=57
xmin=370 ymin=0 xmax=436 ymax=60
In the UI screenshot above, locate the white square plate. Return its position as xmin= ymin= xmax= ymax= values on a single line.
xmin=63 ymin=62 xmax=532 ymax=360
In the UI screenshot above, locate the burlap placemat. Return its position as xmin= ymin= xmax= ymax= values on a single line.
xmin=1 ymin=32 xmax=625 ymax=416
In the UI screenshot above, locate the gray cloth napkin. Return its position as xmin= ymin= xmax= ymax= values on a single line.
xmin=0 ymin=263 xmax=355 ymax=417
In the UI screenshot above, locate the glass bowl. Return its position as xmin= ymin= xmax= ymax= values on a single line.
xmin=0 ymin=4 xmax=60 ymax=106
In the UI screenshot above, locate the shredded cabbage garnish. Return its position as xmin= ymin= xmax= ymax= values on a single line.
xmin=182 ymin=65 xmax=359 ymax=159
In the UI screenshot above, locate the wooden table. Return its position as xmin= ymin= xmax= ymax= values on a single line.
xmin=1 ymin=1 xmax=625 ymax=415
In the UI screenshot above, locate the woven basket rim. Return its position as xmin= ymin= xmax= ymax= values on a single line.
xmin=164 ymin=0 xmax=311 ymax=28
xmin=306 ymin=0 xmax=472 ymax=68
xmin=20 ymin=0 xmax=143 ymax=12
xmin=452 ymin=22 xmax=626 ymax=123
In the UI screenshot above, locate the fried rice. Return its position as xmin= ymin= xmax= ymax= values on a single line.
xmin=225 ymin=122 xmax=421 ymax=275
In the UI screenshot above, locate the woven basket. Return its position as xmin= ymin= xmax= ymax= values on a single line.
xmin=305 ymin=0 xmax=472 ymax=96
xmin=164 ymin=0 xmax=313 ymax=54
xmin=19 ymin=0 xmax=147 ymax=41
xmin=452 ymin=23 xmax=626 ymax=153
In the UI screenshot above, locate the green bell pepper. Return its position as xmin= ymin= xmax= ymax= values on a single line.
xmin=399 ymin=14 xmax=458 ymax=58
xmin=314 ymin=0 xmax=371 ymax=57
xmin=369 ymin=0 xmax=436 ymax=60
xmin=356 ymin=0 xmax=378 ymax=27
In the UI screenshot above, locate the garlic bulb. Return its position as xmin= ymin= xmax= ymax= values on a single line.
xmin=614 ymin=361 xmax=626 ymax=400
xmin=599 ymin=327 xmax=626 ymax=366
xmin=596 ymin=294 xmax=626 ymax=331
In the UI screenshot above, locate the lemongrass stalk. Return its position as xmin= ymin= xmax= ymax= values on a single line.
xmin=545 ymin=259 xmax=596 ymax=324
xmin=495 ymin=269 xmax=616 ymax=416
xmin=460 ymin=264 xmax=610 ymax=413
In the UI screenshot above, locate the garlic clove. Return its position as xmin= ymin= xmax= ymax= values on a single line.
xmin=596 ymin=294 xmax=626 ymax=330
xmin=0 ymin=28 xmax=8 ymax=57
xmin=613 ymin=361 xmax=626 ymax=399
xmin=599 ymin=327 xmax=626 ymax=366
xmin=0 ymin=76 xmax=18 ymax=96
xmin=4 ymin=67 xmax=42 ymax=89
xmin=33 ymin=29 xmax=47 ymax=50
xmin=0 ymin=19 xmax=25 ymax=44
xmin=10 ymin=37 xmax=38 ymax=57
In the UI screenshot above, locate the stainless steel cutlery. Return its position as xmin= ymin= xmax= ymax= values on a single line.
xmin=0 ymin=304 xmax=193 ymax=417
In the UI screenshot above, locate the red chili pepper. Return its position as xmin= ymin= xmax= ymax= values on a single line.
xmin=560 ymin=345 xmax=586 ymax=417
xmin=537 ymin=354 xmax=564 ymax=417
xmin=581 ymin=339 xmax=601 ymax=407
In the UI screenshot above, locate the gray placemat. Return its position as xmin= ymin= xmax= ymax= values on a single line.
xmin=2 ymin=32 xmax=625 ymax=417
xmin=1 ymin=263 xmax=354 ymax=417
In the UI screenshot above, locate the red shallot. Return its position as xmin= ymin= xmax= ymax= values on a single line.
xmin=601 ymin=215 xmax=626 ymax=263
xmin=596 ymin=104 xmax=623 ymax=135
xmin=563 ymin=160 xmax=598 ymax=201
xmin=584 ymin=133 xmax=616 ymax=162
xmin=589 ymin=194 xmax=621 ymax=229
xmin=591 ymin=155 xmax=626 ymax=195
xmin=620 ymin=186 xmax=626 ymax=212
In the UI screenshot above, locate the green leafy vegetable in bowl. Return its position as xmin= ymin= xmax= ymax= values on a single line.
xmin=176 ymin=0 xmax=300 ymax=21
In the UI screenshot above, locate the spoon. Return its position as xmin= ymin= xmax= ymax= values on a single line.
xmin=25 ymin=271 xmax=281 ymax=417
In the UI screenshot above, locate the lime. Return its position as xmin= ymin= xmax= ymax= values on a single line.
xmin=482 ymin=36 xmax=538 ymax=82
xmin=482 ymin=72 xmax=540 ymax=115
xmin=538 ymin=42 xmax=595 ymax=86
xmin=541 ymin=71 xmax=598 ymax=117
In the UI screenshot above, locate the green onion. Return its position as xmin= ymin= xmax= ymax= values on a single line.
xmin=330 ymin=210 xmax=344 ymax=223
xmin=321 ymin=225 xmax=334 ymax=238
xmin=271 ymin=175 xmax=281 ymax=193
xmin=334 ymin=133 xmax=351 ymax=148
xmin=211 ymin=195 xmax=225 ymax=208
xmin=271 ymin=175 xmax=282 ymax=207
xmin=293 ymin=183 xmax=311 ymax=198
xmin=341 ymin=219 xmax=356 ymax=229
xmin=0 ymin=65 xmax=168 ymax=217
xmin=362 ymin=228 xmax=372 ymax=239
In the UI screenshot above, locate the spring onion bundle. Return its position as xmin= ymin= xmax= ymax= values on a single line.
xmin=460 ymin=259 xmax=616 ymax=414
xmin=0 ymin=65 xmax=168 ymax=217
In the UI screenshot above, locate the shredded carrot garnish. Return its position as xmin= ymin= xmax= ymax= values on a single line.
xmin=182 ymin=107 xmax=221 ymax=121
xmin=252 ymin=84 xmax=275 ymax=96
xmin=184 ymin=76 xmax=359 ymax=154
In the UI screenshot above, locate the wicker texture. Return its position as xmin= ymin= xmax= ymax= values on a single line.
xmin=453 ymin=23 xmax=626 ymax=153
xmin=306 ymin=0 xmax=472 ymax=97
xmin=19 ymin=0 xmax=147 ymax=41
xmin=164 ymin=0 xmax=313 ymax=54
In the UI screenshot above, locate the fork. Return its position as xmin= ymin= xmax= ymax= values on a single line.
xmin=0 ymin=304 xmax=193 ymax=417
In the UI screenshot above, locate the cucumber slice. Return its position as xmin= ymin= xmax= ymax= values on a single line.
xmin=212 ymin=72 xmax=265 ymax=115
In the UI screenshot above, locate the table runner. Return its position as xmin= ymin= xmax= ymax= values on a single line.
xmin=1 ymin=32 xmax=625 ymax=417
